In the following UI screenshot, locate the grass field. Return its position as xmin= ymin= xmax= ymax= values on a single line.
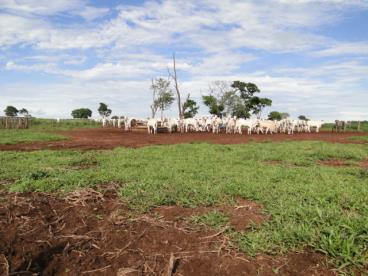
xmin=0 ymin=118 xmax=99 ymax=144
xmin=349 ymin=136 xmax=368 ymax=142
xmin=1 ymin=141 xmax=367 ymax=271
xmin=322 ymin=121 xmax=368 ymax=132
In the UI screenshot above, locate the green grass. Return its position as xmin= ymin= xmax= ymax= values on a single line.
xmin=0 ymin=118 xmax=100 ymax=144
xmin=349 ymin=136 xmax=368 ymax=142
xmin=322 ymin=121 xmax=368 ymax=132
xmin=191 ymin=211 xmax=230 ymax=230
xmin=29 ymin=118 xmax=100 ymax=130
xmin=0 ymin=141 xmax=367 ymax=271
xmin=0 ymin=129 xmax=68 ymax=144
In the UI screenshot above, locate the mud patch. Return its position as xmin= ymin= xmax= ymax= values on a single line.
xmin=319 ymin=159 xmax=368 ymax=168
xmin=319 ymin=159 xmax=354 ymax=167
xmin=0 ymin=128 xmax=366 ymax=151
xmin=0 ymin=190 xmax=337 ymax=275
xmin=359 ymin=160 xmax=368 ymax=169
xmin=154 ymin=198 xmax=267 ymax=231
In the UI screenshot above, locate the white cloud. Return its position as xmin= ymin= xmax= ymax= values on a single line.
xmin=0 ymin=0 xmax=368 ymax=120
xmin=313 ymin=42 xmax=368 ymax=56
xmin=0 ymin=0 xmax=109 ymax=20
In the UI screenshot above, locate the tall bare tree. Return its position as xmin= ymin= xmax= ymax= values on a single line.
xmin=168 ymin=53 xmax=183 ymax=119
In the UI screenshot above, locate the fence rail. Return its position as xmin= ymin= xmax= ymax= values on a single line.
xmin=0 ymin=116 xmax=30 ymax=129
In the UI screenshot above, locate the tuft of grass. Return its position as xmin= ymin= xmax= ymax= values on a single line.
xmin=190 ymin=211 xmax=229 ymax=229
xmin=1 ymin=141 xmax=368 ymax=270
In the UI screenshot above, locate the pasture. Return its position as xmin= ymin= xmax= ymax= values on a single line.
xmin=0 ymin=118 xmax=99 ymax=145
xmin=0 ymin=124 xmax=367 ymax=275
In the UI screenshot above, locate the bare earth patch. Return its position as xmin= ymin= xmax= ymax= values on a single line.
xmin=319 ymin=159 xmax=354 ymax=167
xmin=319 ymin=159 xmax=368 ymax=168
xmin=0 ymin=189 xmax=338 ymax=275
xmin=154 ymin=198 xmax=266 ymax=231
xmin=0 ymin=128 xmax=366 ymax=151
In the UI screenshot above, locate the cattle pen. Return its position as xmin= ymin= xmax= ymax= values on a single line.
xmin=0 ymin=116 xmax=30 ymax=129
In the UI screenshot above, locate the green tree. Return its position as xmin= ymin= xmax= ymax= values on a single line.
xmin=183 ymin=95 xmax=199 ymax=118
xmin=250 ymin=96 xmax=272 ymax=119
xmin=202 ymin=95 xmax=224 ymax=117
xmin=231 ymin=81 xmax=260 ymax=100
xmin=268 ymin=111 xmax=289 ymax=121
xmin=98 ymin=103 xmax=112 ymax=118
xmin=203 ymin=81 xmax=272 ymax=118
xmin=151 ymin=78 xmax=175 ymax=120
xmin=19 ymin=108 xmax=30 ymax=117
xmin=298 ymin=115 xmax=309 ymax=121
xmin=268 ymin=111 xmax=283 ymax=121
xmin=281 ymin=112 xmax=290 ymax=119
xmin=71 ymin=108 xmax=92 ymax=119
xmin=4 ymin=106 xmax=18 ymax=117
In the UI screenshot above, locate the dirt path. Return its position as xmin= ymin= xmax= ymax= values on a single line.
xmin=0 ymin=128 xmax=366 ymax=151
xmin=0 ymin=188 xmax=336 ymax=275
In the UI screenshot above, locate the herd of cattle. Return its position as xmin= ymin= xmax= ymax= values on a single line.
xmin=100 ymin=116 xmax=326 ymax=135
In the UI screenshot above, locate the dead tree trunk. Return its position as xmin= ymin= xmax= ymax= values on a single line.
xmin=169 ymin=53 xmax=183 ymax=119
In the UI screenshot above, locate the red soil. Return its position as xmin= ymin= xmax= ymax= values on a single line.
xmin=0 ymin=188 xmax=336 ymax=275
xmin=0 ymin=128 xmax=366 ymax=151
xmin=154 ymin=198 xmax=267 ymax=231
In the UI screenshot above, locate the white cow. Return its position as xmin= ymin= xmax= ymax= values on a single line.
xmin=235 ymin=119 xmax=256 ymax=135
xmin=147 ymin=118 xmax=158 ymax=134
xmin=124 ymin=117 xmax=135 ymax=131
xmin=224 ymin=116 xmax=236 ymax=134
xmin=211 ymin=116 xmax=222 ymax=134
xmin=164 ymin=118 xmax=178 ymax=133
xmin=308 ymin=120 xmax=324 ymax=133
xmin=256 ymin=120 xmax=277 ymax=134
xmin=183 ymin=118 xmax=199 ymax=132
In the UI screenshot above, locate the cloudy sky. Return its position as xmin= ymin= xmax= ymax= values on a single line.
xmin=0 ymin=0 xmax=367 ymax=120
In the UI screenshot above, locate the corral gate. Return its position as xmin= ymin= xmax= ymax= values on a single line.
xmin=0 ymin=116 xmax=30 ymax=129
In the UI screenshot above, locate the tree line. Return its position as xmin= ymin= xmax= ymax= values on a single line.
xmin=3 ymin=54 xmax=309 ymax=121
xmin=149 ymin=55 xmax=310 ymax=121
xmin=3 ymin=106 xmax=30 ymax=117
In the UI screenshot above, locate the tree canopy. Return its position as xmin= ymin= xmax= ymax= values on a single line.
xmin=298 ymin=115 xmax=309 ymax=121
xmin=183 ymin=95 xmax=199 ymax=118
xmin=202 ymin=95 xmax=224 ymax=117
xmin=98 ymin=103 xmax=112 ymax=118
xmin=151 ymin=78 xmax=175 ymax=120
xmin=268 ymin=111 xmax=290 ymax=121
xmin=71 ymin=108 xmax=92 ymax=119
xmin=19 ymin=108 xmax=30 ymax=117
xmin=4 ymin=106 xmax=18 ymax=117
xmin=202 ymin=81 xmax=272 ymax=118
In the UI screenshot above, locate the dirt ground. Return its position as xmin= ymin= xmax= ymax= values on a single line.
xmin=0 ymin=186 xmax=337 ymax=276
xmin=0 ymin=128 xmax=366 ymax=151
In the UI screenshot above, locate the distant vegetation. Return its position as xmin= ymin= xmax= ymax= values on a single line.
xmin=0 ymin=118 xmax=99 ymax=145
xmin=3 ymin=105 xmax=30 ymax=117
xmin=202 ymin=81 xmax=272 ymax=119
xmin=298 ymin=115 xmax=309 ymax=121
xmin=268 ymin=111 xmax=290 ymax=121
xmin=98 ymin=103 xmax=112 ymax=118
xmin=71 ymin=108 xmax=92 ymax=119
xmin=322 ymin=121 xmax=368 ymax=132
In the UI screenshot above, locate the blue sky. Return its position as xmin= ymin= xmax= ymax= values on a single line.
xmin=0 ymin=0 xmax=368 ymax=120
